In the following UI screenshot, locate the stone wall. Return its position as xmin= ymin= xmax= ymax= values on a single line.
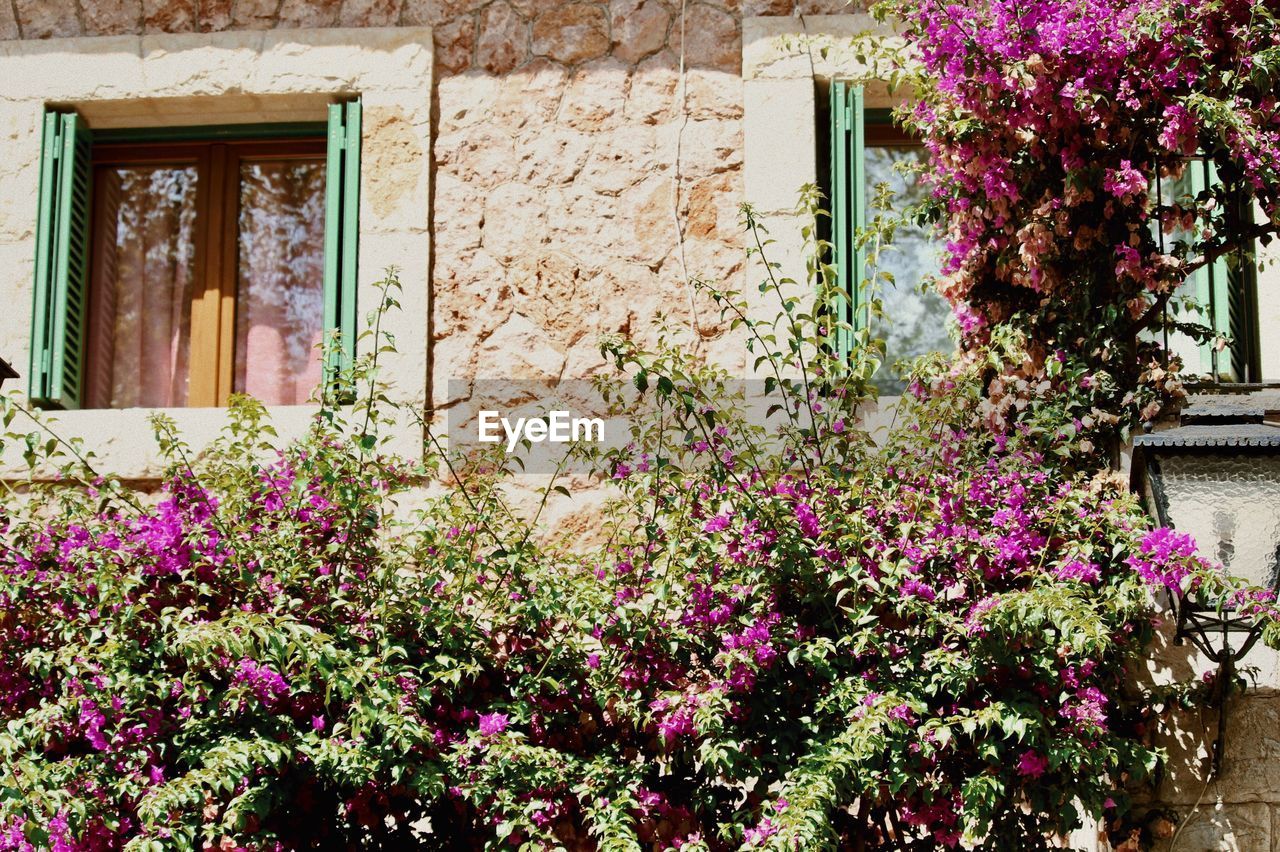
xmin=0 ymin=0 xmax=851 ymax=411
xmin=1135 ymin=618 xmax=1280 ymax=851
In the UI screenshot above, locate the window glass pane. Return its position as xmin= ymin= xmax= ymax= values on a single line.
xmin=86 ymin=165 xmax=199 ymax=409
xmin=865 ymin=144 xmax=952 ymax=395
xmin=234 ymin=159 xmax=326 ymax=406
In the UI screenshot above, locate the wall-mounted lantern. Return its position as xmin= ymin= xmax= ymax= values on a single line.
xmin=1132 ymin=403 xmax=1280 ymax=776
xmin=0 ymin=359 xmax=15 ymax=389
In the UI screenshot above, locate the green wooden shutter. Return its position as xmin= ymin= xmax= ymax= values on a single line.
xmin=29 ymin=110 xmax=92 ymax=409
xmin=829 ymin=81 xmax=866 ymax=359
xmin=323 ymin=99 xmax=361 ymax=388
xmin=1184 ymin=159 xmax=1259 ymax=382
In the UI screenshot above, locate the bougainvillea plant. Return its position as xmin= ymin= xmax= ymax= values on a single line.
xmin=0 ymin=227 xmax=1274 ymax=851
xmin=876 ymin=0 xmax=1280 ymax=448
xmin=4 ymin=1 xmax=1280 ymax=848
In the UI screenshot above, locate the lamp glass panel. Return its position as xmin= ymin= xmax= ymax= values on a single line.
xmin=1156 ymin=452 xmax=1280 ymax=589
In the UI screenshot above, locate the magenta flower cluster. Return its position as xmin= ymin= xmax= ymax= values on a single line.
xmin=889 ymin=0 xmax=1280 ymax=431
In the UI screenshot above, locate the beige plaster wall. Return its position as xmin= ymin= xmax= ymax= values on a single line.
xmin=0 ymin=25 xmax=433 ymax=477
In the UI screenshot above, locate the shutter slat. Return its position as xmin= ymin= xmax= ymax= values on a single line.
xmin=851 ymin=85 xmax=867 ymax=338
xmin=323 ymin=102 xmax=344 ymax=379
xmin=340 ymin=100 xmax=360 ymax=371
xmin=29 ymin=112 xmax=61 ymax=402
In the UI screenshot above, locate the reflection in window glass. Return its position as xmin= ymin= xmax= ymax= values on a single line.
xmin=234 ymin=159 xmax=326 ymax=406
xmin=864 ymin=145 xmax=953 ymax=394
xmin=86 ymin=166 xmax=199 ymax=409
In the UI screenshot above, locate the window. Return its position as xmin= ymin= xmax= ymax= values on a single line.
xmin=1152 ymin=157 xmax=1261 ymax=383
xmin=28 ymin=102 xmax=361 ymax=410
xmin=827 ymin=81 xmax=952 ymax=394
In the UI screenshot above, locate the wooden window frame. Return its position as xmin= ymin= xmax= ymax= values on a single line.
xmin=88 ymin=136 xmax=326 ymax=407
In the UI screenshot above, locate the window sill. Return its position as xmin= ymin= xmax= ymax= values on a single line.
xmin=1 ymin=402 xmax=425 ymax=482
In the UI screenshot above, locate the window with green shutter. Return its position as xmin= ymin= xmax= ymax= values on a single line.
xmin=827 ymin=81 xmax=952 ymax=394
xmin=28 ymin=101 xmax=361 ymax=410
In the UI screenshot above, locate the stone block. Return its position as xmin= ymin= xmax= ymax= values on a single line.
xmin=1156 ymin=695 xmax=1280 ymax=806
xmin=743 ymin=78 xmax=815 ymax=215
xmin=483 ymin=182 xmax=548 ymax=263
xmin=363 ymin=104 xmax=432 ymax=223
xmin=436 ymin=124 xmax=519 ymax=190
xmin=340 ymin=0 xmax=406 ymax=27
xmin=0 ymin=2 xmax=17 ymax=40
xmin=560 ymin=57 xmax=631 ymax=131
xmin=198 ymin=0 xmax=233 ymax=31
xmin=669 ymin=3 xmax=738 ymax=73
xmin=276 ymin=0 xmax=341 ymax=29
xmin=515 ymin=126 xmax=592 ymax=186
xmin=230 ymin=0 xmax=280 ymax=30
xmin=625 ymin=51 xmax=680 ymax=125
xmin=434 ymin=16 xmax=476 ymax=74
xmin=580 ymin=123 xmax=660 ymax=196
xmin=143 ymin=0 xmax=197 ymax=32
xmin=476 ymin=312 xmax=568 ymax=380
xmin=487 ymin=57 xmax=568 ymax=129
xmin=684 ymin=67 xmax=745 ymax=120
xmin=476 ymin=2 xmax=526 ymax=74
xmin=12 ymin=0 xmax=79 ymax=38
xmin=610 ymin=0 xmax=669 ymax=63
xmin=81 ymin=0 xmax=142 ymax=36
xmin=531 ymin=3 xmax=608 ymax=65
xmin=1151 ymin=803 xmax=1270 ymax=852
xmin=663 ymin=117 xmax=741 ymax=178
xmin=403 ymin=0 xmax=488 ymax=26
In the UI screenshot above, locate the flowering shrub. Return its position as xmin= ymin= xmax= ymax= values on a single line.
xmin=0 ymin=261 xmax=1270 ymax=850
xmin=877 ymin=0 xmax=1280 ymax=440
xmin=4 ymin=3 xmax=1280 ymax=846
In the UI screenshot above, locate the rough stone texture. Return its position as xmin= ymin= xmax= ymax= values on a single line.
xmin=199 ymin=0 xmax=233 ymax=31
xmin=1152 ymin=693 xmax=1280 ymax=807
xmin=143 ymin=0 xmax=197 ymax=33
xmin=433 ymin=15 xmax=475 ymax=73
xmin=669 ymin=3 xmax=740 ymax=72
xmin=476 ymin=1 xmax=525 ymax=74
xmin=81 ymin=0 xmax=142 ymax=35
xmin=0 ymin=1 xmax=20 ymax=39
xmin=277 ymin=0 xmax=342 ymax=29
xmin=230 ymin=0 xmax=281 ymax=30
xmin=403 ymin=0 xmax=475 ymax=27
xmin=340 ymin=0 xmax=404 ymax=27
xmin=13 ymin=0 xmax=79 ymax=38
xmin=610 ymin=0 xmax=668 ymax=63
xmin=742 ymin=0 xmax=792 ymax=15
xmin=532 ymin=3 xmax=608 ymax=64
xmin=1150 ymin=804 xmax=1271 ymax=851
